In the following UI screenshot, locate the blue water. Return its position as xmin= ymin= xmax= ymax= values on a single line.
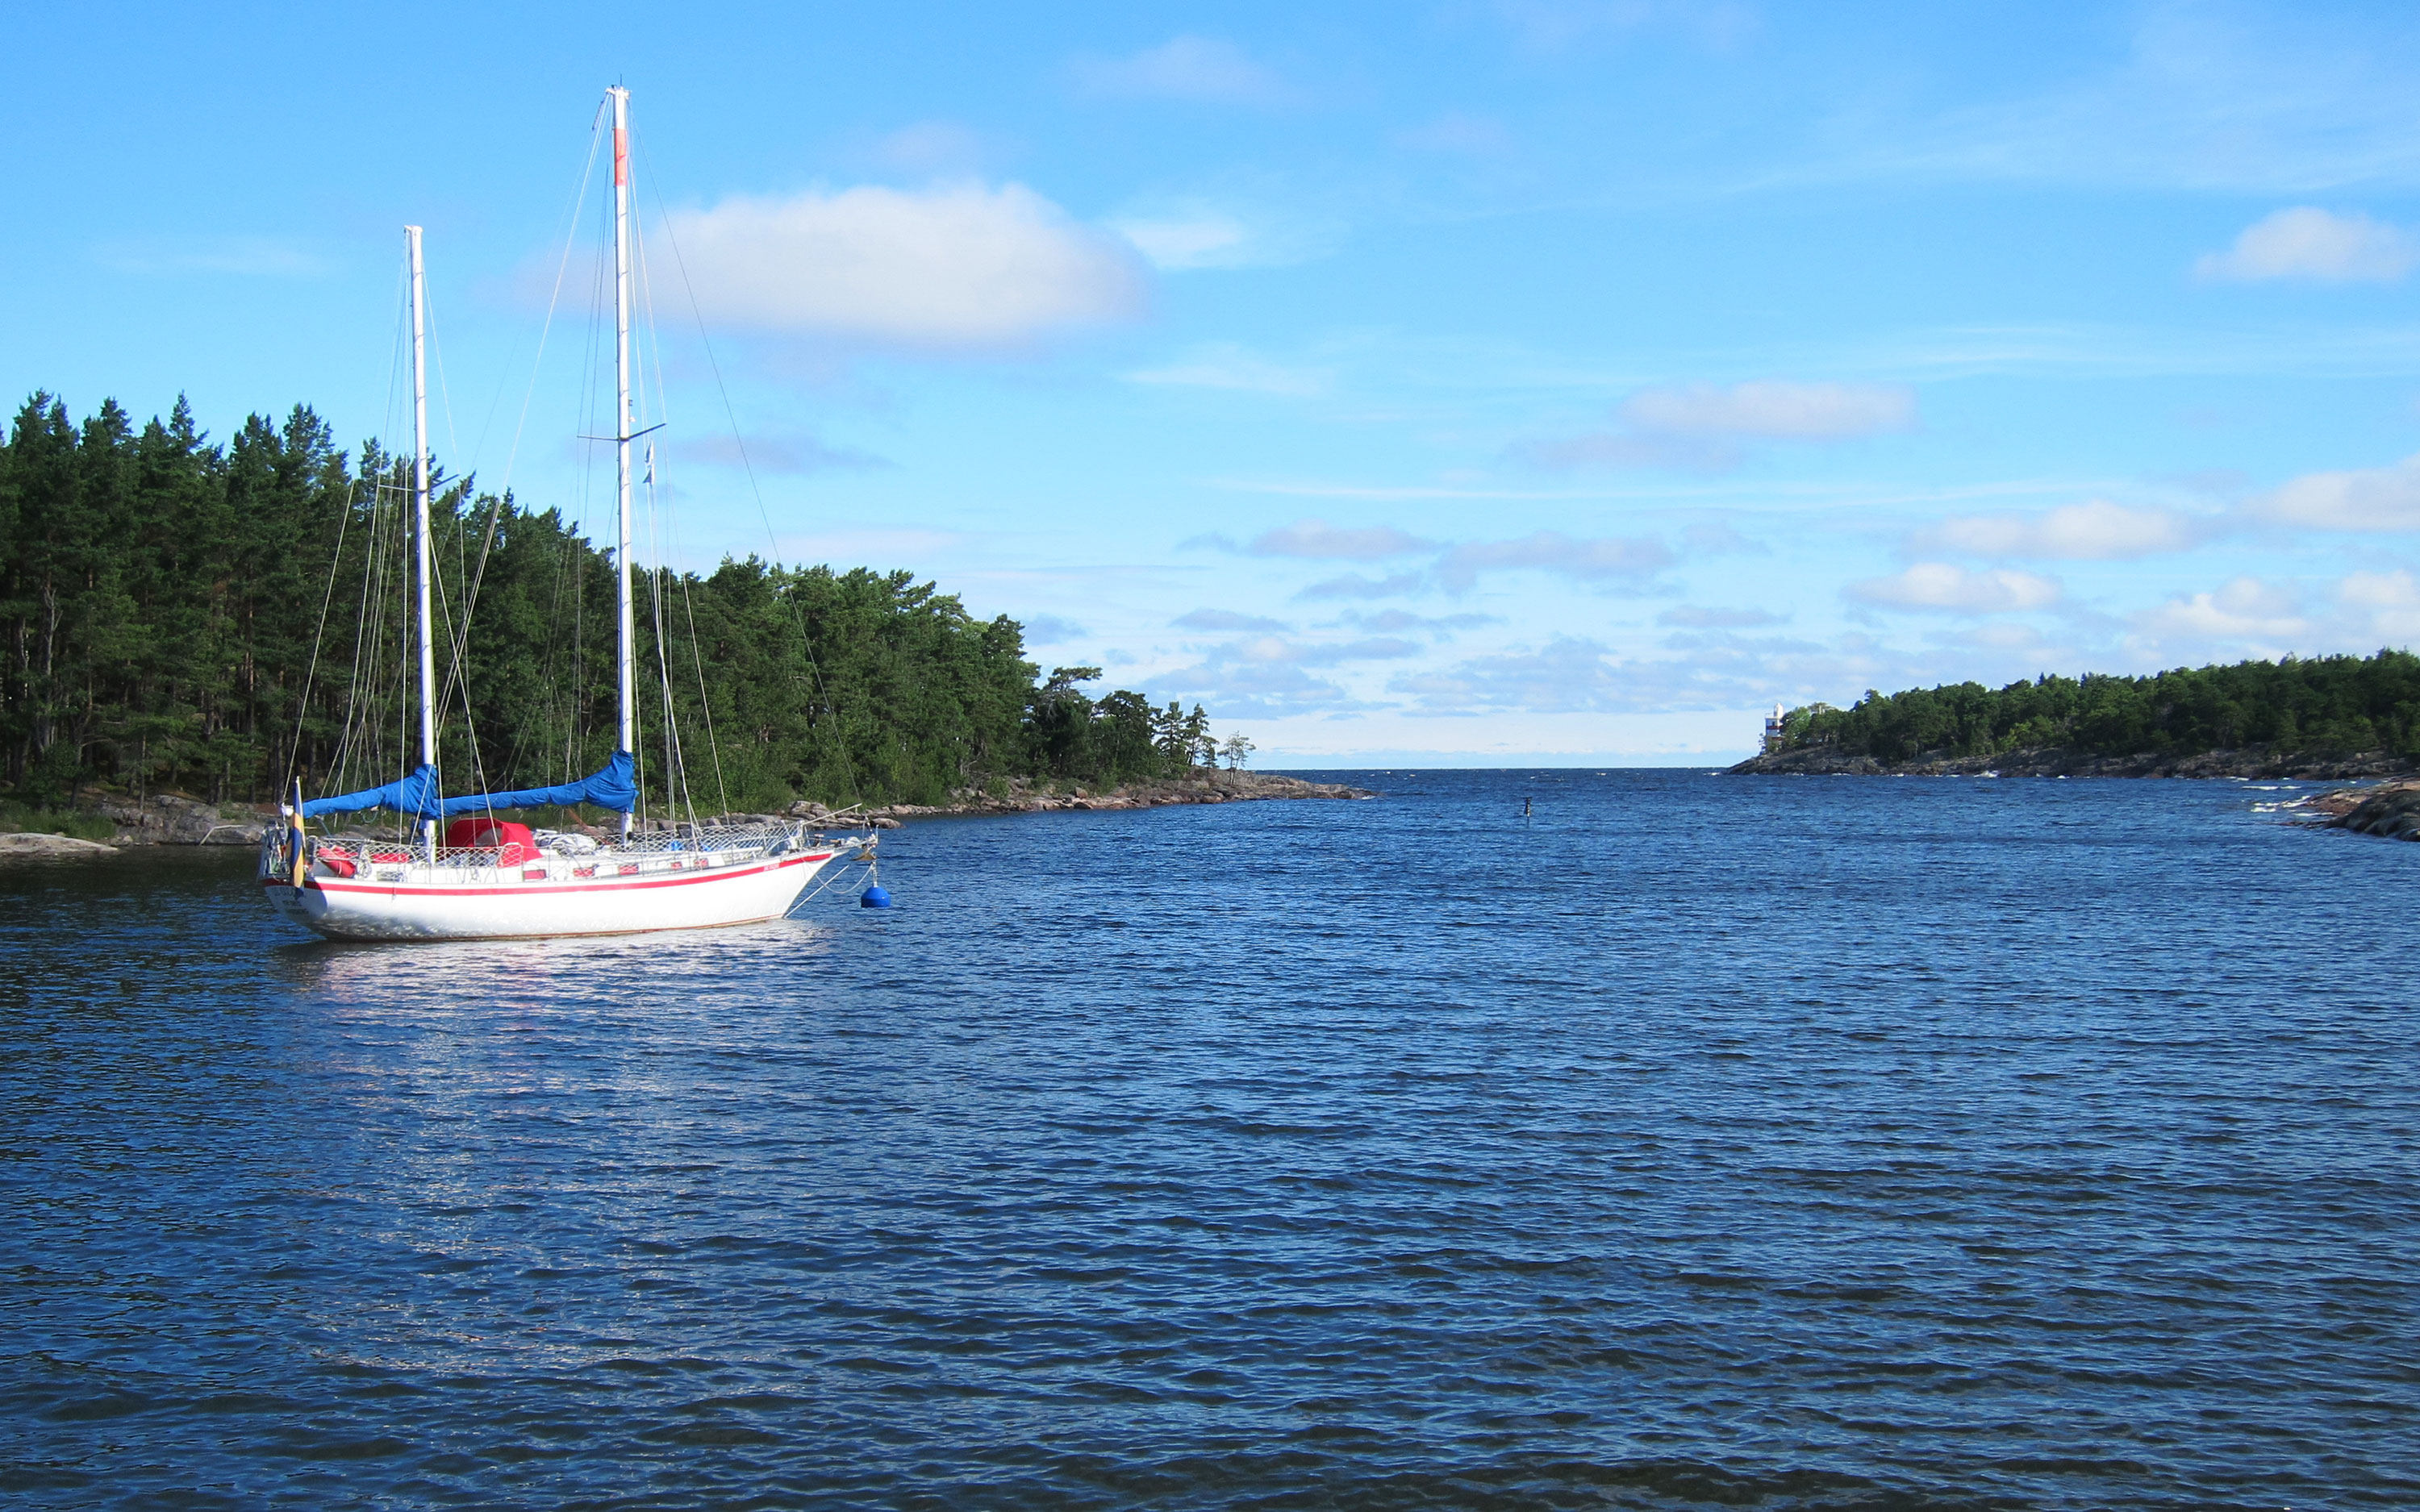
xmin=4 ymin=771 xmax=2415 ymax=1510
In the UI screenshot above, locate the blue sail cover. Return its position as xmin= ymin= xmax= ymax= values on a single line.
xmin=300 ymin=751 xmax=637 ymax=819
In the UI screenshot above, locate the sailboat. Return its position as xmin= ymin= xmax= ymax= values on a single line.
xmin=260 ymin=87 xmax=869 ymax=940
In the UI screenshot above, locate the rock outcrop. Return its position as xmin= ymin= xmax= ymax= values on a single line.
xmin=1729 ymin=744 xmax=2419 ymax=781
xmin=0 ymin=831 xmax=118 ymax=859
xmin=89 ymin=792 xmax=267 ymax=846
xmin=2310 ymin=778 xmax=2420 ymax=840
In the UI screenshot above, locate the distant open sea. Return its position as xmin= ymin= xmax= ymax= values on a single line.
xmin=4 ymin=770 xmax=2414 ymax=1510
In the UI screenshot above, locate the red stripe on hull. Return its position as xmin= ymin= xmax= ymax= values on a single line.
xmin=261 ymin=851 xmax=832 ymax=900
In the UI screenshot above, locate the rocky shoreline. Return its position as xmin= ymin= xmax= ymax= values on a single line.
xmin=1729 ymin=743 xmax=2418 ymax=781
xmin=2302 ymin=778 xmax=2420 ymax=841
xmin=0 ymin=769 xmax=1375 ymax=856
xmin=770 ymin=768 xmax=1375 ymax=829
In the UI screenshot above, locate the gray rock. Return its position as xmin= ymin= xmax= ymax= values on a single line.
xmin=0 ymin=831 xmax=117 ymax=859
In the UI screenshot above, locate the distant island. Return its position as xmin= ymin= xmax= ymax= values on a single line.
xmin=1732 ymin=651 xmax=2420 ymax=779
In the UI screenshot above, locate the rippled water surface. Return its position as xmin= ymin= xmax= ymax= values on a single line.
xmin=5 ymin=771 xmax=2417 ymax=1510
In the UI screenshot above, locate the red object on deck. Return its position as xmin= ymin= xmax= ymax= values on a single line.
xmin=442 ymin=818 xmax=540 ymax=866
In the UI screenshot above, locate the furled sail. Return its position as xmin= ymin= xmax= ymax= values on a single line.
xmin=300 ymin=751 xmax=638 ymax=820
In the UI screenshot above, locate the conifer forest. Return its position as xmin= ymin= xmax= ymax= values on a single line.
xmin=0 ymin=393 xmax=1218 ymax=812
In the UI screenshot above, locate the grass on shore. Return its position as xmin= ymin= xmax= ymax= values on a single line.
xmin=0 ymin=803 xmax=117 ymax=841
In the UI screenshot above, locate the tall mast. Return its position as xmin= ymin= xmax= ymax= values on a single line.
xmin=407 ymin=224 xmax=438 ymax=856
xmin=610 ymin=85 xmax=636 ymax=835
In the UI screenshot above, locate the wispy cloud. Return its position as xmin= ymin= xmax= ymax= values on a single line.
xmin=1491 ymin=0 xmax=1759 ymax=55
xmin=1298 ymin=571 xmax=1429 ymax=601
xmin=1521 ymin=380 xmax=1915 ymax=469
xmin=1915 ymin=500 xmax=2206 ymax=560
xmin=1021 ymin=614 xmax=1089 ymax=644
xmin=1246 ymin=519 xmax=1436 ymax=560
xmin=1770 ymin=6 xmax=2420 ymax=194
xmin=1390 ymin=632 xmax=1830 ymax=716
xmin=2196 ymin=206 xmax=2418 ymax=283
xmin=869 ymin=120 xmax=993 ymax=174
xmin=1070 ymin=35 xmax=1301 ymax=106
xmin=1396 ymin=110 xmax=1515 ymax=155
xmin=1437 ymin=531 xmax=1673 ymax=591
xmin=1658 ymin=605 xmax=1784 ymax=628
xmin=675 ymin=431 xmax=890 ymax=475
xmin=664 ymin=182 xmax=1145 ymax=350
xmin=1339 ymin=609 xmax=1501 ymax=635
xmin=1173 ymin=607 xmax=1288 ymax=632
xmin=1125 ymin=342 xmax=1331 ymax=395
xmin=1107 ymin=195 xmax=1344 ymax=270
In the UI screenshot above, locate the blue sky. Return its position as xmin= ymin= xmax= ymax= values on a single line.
xmin=9 ymin=2 xmax=2420 ymax=764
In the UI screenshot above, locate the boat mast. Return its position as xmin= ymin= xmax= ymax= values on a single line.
xmin=610 ymin=85 xmax=637 ymax=838
xmin=407 ymin=224 xmax=439 ymax=858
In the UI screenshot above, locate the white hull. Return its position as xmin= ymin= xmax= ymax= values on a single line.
xmin=260 ymin=836 xmax=855 ymax=941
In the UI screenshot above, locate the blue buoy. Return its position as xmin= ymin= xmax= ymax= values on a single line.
xmin=860 ymin=885 xmax=892 ymax=909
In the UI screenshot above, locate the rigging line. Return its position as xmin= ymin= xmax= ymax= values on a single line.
xmin=465 ymin=101 xmax=607 ymax=494
xmin=442 ymin=110 xmax=611 ymax=707
xmin=309 ymin=248 xmax=413 ymax=800
xmin=332 ymin=277 xmax=415 ymax=800
xmin=679 ymin=569 xmax=731 ymax=818
xmin=627 ymin=162 xmax=691 ymax=827
xmin=280 ymin=473 xmax=361 ymax=796
xmin=642 ymin=443 xmax=691 ymax=827
xmin=637 ymin=132 xmax=862 ymax=807
xmin=629 ymin=194 xmax=728 ymax=823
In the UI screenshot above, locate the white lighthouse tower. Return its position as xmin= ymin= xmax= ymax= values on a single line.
xmin=1762 ymin=702 xmax=1787 ymax=752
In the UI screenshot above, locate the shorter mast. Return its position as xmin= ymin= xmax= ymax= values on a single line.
xmin=610 ymin=85 xmax=636 ymax=839
xmin=407 ymin=224 xmax=439 ymax=859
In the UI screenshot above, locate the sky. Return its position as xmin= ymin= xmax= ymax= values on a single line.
xmin=7 ymin=1 xmax=2420 ymax=765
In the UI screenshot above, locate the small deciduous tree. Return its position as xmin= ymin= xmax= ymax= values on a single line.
xmin=1220 ymin=732 xmax=1254 ymax=770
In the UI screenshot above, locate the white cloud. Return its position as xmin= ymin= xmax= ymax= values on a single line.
xmin=1437 ymin=531 xmax=1674 ymax=592
xmin=1846 ymin=563 xmax=2063 ymax=614
xmin=2134 ymin=577 xmax=2309 ymax=648
xmin=1917 ymin=499 xmax=2204 ymax=560
xmin=1246 ymin=519 xmax=1433 ymax=560
xmin=1623 ymin=381 xmax=1916 ymax=439
xmin=664 ymin=182 xmax=1145 ymax=349
xmin=1125 ymin=342 xmax=1330 ymax=395
xmin=2195 ymin=206 xmax=2418 ymax=283
xmin=1070 ymin=36 xmax=1298 ymax=106
xmin=2337 ymin=569 xmax=2420 ymax=642
xmin=2251 ymin=452 xmax=2420 ymax=531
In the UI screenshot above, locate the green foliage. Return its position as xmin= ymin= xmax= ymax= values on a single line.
xmin=1773 ymin=652 xmax=2420 ymax=762
xmin=0 ymin=801 xmax=115 ymax=840
xmin=0 ymin=392 xmax=1208 ymax=810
